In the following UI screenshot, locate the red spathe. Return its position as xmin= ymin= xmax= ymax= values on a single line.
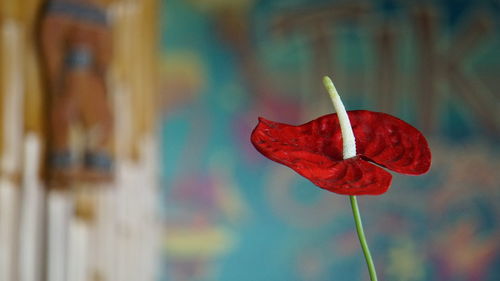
xmin=251 ymin=110 xmax=431 ymax=195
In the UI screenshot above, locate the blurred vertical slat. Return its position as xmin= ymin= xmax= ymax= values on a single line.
xmin=136 ymin=0 xmax=159 ymax=138
xmin=0 ymin=178 xmax=19 ymax=281
xmin=24 ymin=0 xmax=46 ymax=137
xmin=18 ymin=134 xmax=44 ymax=281
xmin=46 ymin=190 xmax=71 ymax=281
xmin=0 ymin=0 xmax=25 ymax=278
xmin=19 ymin=0 xmax=46 ymax=279
xmin=67 ymin=218 xmax=89 ymax=281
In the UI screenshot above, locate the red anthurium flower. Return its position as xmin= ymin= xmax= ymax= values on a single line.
xmin=251 ymin=77 xmax=431 ymax=281
xmin=251 ymin=80 xmax=431 ymax=196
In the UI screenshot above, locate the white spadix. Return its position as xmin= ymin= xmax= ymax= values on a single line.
xmin=323 ymin=76 xmax=356 ymax=160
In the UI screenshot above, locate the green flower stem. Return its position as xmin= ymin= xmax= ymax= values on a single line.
xmin=350 ymin=195 xmax=378 ymax=281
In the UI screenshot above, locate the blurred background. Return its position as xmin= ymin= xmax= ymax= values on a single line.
xmin=1 ymin=0 xmax=499 ymax=281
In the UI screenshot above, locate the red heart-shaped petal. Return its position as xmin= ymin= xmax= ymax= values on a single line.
xmin=348 ymin=111 xmax=431 ymax=175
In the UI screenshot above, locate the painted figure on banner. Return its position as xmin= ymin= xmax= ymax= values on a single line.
xmin=39 ymin=0 xmax=114 ymax=186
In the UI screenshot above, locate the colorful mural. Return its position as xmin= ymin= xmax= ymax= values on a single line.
xmin=160 ymin=0 xmax=500 ymax=280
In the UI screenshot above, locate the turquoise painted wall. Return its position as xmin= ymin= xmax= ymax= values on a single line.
xmin=159 ymin=1 xmax=500 ymax=280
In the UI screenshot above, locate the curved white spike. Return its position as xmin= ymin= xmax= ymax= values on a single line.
xmin=323 ymin=76 xmax=356 ymax=159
